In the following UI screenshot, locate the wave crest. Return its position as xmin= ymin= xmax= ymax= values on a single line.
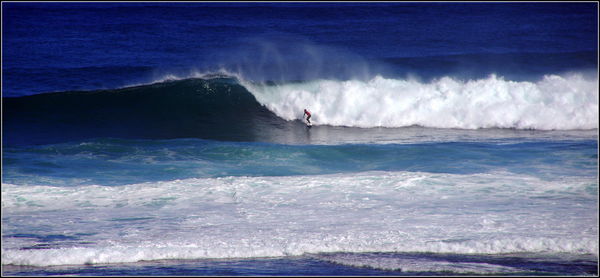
xmin=244 ymin=73 xmax=598 ymax=130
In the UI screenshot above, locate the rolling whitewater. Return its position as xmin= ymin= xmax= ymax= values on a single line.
xmin=2 ymin=2 xmax=598 ymax=276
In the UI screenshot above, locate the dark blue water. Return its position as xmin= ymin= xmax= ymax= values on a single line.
xmin=2 ymin=2 xmax=598 ymax=276
xmin=3 ymin=2 xmax=597 ymax=96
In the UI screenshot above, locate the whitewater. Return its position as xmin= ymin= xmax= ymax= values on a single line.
xmin=3 ymin=72 xmax=598 ymax=274
xmin=2 ymin=72 xmax=598 ymax=275
xmin=2 ymin=170 xmax=597 ymax=267
xmin=243 ymin=73 xmax=598 ymax=130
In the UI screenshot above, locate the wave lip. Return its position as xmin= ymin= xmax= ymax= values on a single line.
xmin=245 ymin=73 xmax=599 ymax=130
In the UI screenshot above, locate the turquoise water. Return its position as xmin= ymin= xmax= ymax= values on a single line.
xmin=3 ymin=137 xmax=598 ymax=186
xmin=2 ymin=132 xmax=598 ymax=275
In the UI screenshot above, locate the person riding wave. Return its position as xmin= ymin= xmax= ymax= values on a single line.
xmin=303 ymin=109 xmax=311 ymax=124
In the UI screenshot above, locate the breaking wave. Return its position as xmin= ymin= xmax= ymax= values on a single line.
xmin=3 ymin=73 xmax=597 ymax=145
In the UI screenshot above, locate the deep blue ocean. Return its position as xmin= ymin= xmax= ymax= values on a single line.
xmin=2 ymin=2 xmax=598 ymax=276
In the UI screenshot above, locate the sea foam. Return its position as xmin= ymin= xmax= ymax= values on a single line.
xmin=244 ymin=74 xmax=598 ymax=130
xmin=2 ymin=171 xmax=597 ymax=266
xmin=2 ymin=233 xmax=597 ymax=267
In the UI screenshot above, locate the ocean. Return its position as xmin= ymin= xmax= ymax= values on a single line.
xmin=2 ymin=2 xmax=598 ymax=276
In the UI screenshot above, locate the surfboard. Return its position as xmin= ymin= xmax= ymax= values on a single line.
xmin=306 ymin=121 xmax=312 ymax=127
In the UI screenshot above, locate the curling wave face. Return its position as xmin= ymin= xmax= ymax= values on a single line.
xmin=3 ymin=77 xmax=285 ymax=145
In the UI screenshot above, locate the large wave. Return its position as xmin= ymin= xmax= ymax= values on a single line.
xmin=2 ymin=77 xmax=292 ymax=145
xmin=3 ymin=73 xmax=598 ymax=145
xmin=244 ymin=73 xmax=598 ymax=130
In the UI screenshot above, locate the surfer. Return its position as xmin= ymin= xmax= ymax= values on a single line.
xmin=303 ymin=109 xmax=311 ymax=124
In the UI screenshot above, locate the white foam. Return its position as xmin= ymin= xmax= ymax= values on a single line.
xmin=2 ymin=233 xmax=597 ymax=267
xmin=243 ymin=73 xmax=598 ymax=130
xmin=2 ymin=171 xmax=597 ymax=266
xmin=3 ymin=171 xmax=594 ymax=212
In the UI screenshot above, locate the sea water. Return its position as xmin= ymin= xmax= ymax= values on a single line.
xmin=2 ymin=2 xmax=598 ymax=276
